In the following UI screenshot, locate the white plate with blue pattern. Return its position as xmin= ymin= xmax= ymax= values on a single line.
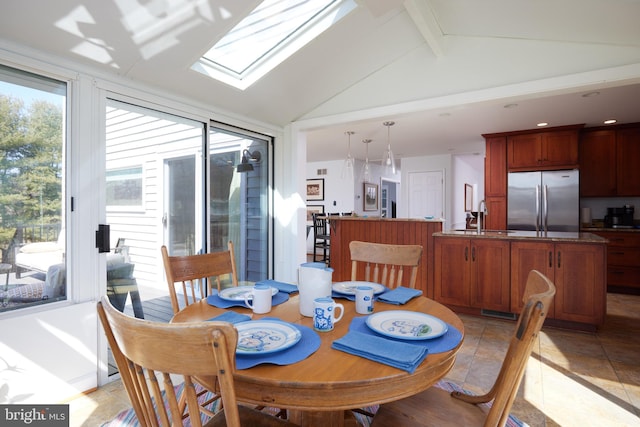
xmin=365 ymin=310 xmax=448 ymax=340
xmin=235 ymin=320 xmax=302 ymax=355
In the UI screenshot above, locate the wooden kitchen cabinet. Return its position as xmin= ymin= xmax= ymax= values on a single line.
xmin=511 ymin=241 xmax=605 ymax=326
xmin=616 ymin=127 xmax=640 ymax=196
xmin=483 ymin=135 xmax=507 ymax=230
xmin=591 ymin=231 xmax=640 ymax=292
xmin=579 ymin=130 xmax=616 ymax=196
xmin=434 ymin=236 xmax=510 ymax=311
xmin=484 ymin=197 xmax=506 ymax=231
xmin=580 ymin=124 xmax=640 ymax=197
xmin=508 ymin=128 xmax=579 ymax=171
xmin=484 ymin=136 xmax=507 ymax=198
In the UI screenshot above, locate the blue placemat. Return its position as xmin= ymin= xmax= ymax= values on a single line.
xmin=236 ymin=318 xmax=321 ymax=369
xmin=377 ymin=287 xmax=423 ymax=305
xmin=348 ymin=316 xmax=462 ymax=354
xmin=207 ymin=311 xmax=251 ymax=324
xmin=255 ymin=279 xmax=298 ymax=294
xmin=206 ymin=291 xmax=289 ymax=309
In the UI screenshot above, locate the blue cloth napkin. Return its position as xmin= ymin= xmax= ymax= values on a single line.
xmin=236 ymin=318 xmax=321 ymax=369
xmin=332 ymin=285 xmax=391 ymax=301
xmin=256 ymin=279 xmax=298 ymax=294
xmin=377 ymin=286 xmax=423 ymax=305
xmin=207 ymin=311 xmax=251 ymax=324
xmin=349 ymin=316 xmax=463 ymax=354
xmin=332 ymin=330 xmax=428 ymax=373
xmin=331 ymin=291 xmax=356 ymax=301
xmin=206 ymin=290 xmax=289 ymax=309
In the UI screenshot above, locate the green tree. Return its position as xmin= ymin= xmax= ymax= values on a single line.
xmin=0 ymin=95 xmax=62 ymax=249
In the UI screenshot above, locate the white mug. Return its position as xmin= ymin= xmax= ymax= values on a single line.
xmin=313 ymin=297 xmax=344 ymax=332
xmin=244 ymin=284 xmax=272 ymax=314
xmin=355 ymin=285 xmax=374 ymax=314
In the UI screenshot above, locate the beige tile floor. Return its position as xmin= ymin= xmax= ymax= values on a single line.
xmin=70 ymin=292 xmax=640 ymax=426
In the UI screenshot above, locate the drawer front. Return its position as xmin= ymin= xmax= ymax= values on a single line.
xmin=608 ymin=247 xmax=640 ymax=267
xmin=607 ymin=266 xmax=640 ymax=287
xmin=594 ymin=232 xmax=640 ymax=247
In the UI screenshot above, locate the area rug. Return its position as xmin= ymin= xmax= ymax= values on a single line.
xmin=101 ymin=383 xmax=218 ymax=427
xmin=102 ymin=380 xmax=527 ymax=427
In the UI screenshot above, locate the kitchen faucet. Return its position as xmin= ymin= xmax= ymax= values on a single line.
xmin=477 ymin=199 xmax=487 ymax=234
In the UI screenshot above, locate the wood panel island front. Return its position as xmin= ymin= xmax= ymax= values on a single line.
xmin=327 ymin=217 xmax=443 ymax=297
xmin=328 ymin=217 xmax=607 ymax=331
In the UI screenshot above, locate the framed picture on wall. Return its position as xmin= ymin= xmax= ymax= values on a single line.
xmin=465 ymin=183 xmax=473 ymax=212
xmin=363 ymin=182 xmax=378 ymax=211
xmin=306 ymin=178 xmax=324 ymax=201
xmin=306 ymin=205 xmax=324 ymax=225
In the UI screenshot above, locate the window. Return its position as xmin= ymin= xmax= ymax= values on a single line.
xmin=106 ymin=166 xmax=143 ymax=208
xmin=193 ymin=0 xmax=356 ymax=89
xmin=0 ymin=64 xmax=67 ymax=312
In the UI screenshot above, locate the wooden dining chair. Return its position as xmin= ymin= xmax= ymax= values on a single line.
xmin=97 ymin=295 xmax=296 ymax=427
xmin=371 ymin=269 xmax=556 ymax=427
xmin=161 ymin=241 xmax=238 ymax=314
xmin=349 ymin=240 xmax=423 ymax=289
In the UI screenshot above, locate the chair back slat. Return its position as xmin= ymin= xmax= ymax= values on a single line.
xmin=161 ymin=241 xmax=238 ymax=314
xmin=97 ymin=296 xmax=243 ymax=427
xmin=349 ymin=241 xmax=423 ymax=289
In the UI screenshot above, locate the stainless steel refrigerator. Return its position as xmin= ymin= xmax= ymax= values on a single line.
xmin=507 ymin=170 xmax=580 ymax=232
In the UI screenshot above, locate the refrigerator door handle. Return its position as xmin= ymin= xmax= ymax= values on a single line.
xmin=535 ymin=184 xmax=541 ymax=231
xmin=543 ymin=184 xmax=549 ymax=232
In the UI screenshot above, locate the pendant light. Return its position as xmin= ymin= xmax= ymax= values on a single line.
xmin=341 ymin=131 xmax=355 ymax=180
xmin=382 ymin=121 xmax=396 ymax=174
xmin=361 ymin=138 xmax=372 ymax=183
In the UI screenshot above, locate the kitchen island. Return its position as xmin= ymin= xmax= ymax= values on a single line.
xmin=327 ymin=217 xmax=444 ymax=296
xmin=433 ymin=229 xmax=607 ymax=330
xmin=582 ymin=227 xmax=640 ymax=295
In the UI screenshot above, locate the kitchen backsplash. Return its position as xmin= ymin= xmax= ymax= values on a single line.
xmin=581 ymin=197 xmax=640 ymax=221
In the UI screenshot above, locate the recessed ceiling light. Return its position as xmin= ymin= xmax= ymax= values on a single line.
xmin=504 ymin=103 xmax=518 ymax=109
xmin=537 ymin=122 xmax=549 ymax=127
xmin=582 ymin=91 xmax=600 ymax=98
xmin=604 ymin=119 xmax=617 ymax=124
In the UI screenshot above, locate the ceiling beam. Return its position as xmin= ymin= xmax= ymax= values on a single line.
xmin=404 ymin=0 xmax=444 ymax=58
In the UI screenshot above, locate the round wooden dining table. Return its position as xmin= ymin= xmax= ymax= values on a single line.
xmin=171 ymin=293 xmax=464 ymax=427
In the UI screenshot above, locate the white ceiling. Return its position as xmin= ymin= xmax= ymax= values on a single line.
xmin=2 ymin=0 xmax=640 ymax=164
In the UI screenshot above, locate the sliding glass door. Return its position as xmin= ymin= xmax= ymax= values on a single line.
xmin=104 ymin=100 xmax=272 ymax=295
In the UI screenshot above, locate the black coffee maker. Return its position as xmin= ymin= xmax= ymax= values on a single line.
xmin=604 ymin=205 xmax=634 ymax=228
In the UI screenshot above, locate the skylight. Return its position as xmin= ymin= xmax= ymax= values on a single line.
xmin=192 ymin=0 xmax=355 ymax=90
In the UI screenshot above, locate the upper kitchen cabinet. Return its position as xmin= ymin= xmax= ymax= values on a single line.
xmin=616 ymin=126 xmax=640 ymax=196
xmin=507 ymin=125 xmax=582 ymax=171
xmin=483 ymin=136 xmax=508 ymax=230
xmin=580 ymin=123 xmax=640 ymax=197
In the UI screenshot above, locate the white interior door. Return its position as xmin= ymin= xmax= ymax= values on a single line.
xmin=408 ymin=170 xmax=443 ymax=218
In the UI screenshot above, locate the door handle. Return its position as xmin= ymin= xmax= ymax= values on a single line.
xmin=95 ymin=224 xmax=110 ymax=253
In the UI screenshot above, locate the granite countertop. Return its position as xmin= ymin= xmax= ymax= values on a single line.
xmin=581 ymin=226 xmax=640 ymax=233
xmin=327 ymin=216 xmax=445 ymax=222
xmin=435 ymin=229 xmax=607 ymax=243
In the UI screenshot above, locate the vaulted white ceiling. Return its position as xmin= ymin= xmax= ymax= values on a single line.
xmin=2 ymin=0 xmax=640 ymax=163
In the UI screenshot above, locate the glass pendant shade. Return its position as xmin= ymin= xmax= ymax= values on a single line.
xmin=361 ymin=138 xmax=372 ymax=183
xmin=382 ymin=121 xmax=396 ymax=174
xmin=341 ymin=131 xmax=354 ymax=180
